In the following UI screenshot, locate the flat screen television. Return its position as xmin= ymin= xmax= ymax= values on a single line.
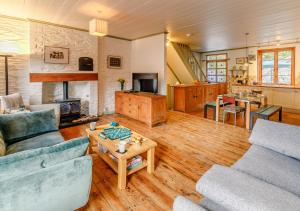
xmin=132 ymin=73 xmax=158 ymax=93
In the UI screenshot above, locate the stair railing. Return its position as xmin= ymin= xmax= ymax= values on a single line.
xmin=172 ymin=42 xmax=207 ymax=82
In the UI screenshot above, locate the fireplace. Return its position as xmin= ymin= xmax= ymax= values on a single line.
xmin=55 ymin=81 xmax=81 ymax=123
xmin=29 ymin=73 xmax=99 ymax=128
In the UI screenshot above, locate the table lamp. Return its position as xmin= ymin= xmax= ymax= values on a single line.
xmin=0 ymin=41 xmax=19 ymax=95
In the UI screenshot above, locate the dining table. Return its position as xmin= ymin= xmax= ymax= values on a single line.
xmin=215 ymin=93 xmax=268 ymax=130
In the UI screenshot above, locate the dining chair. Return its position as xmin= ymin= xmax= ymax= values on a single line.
xmin=222 ymin=96 xmax=246 ymax=126
xmin=251 ymin=90 xmax=263 ymax=108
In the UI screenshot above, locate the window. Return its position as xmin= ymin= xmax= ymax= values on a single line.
xmin=258 ymin=48 xmax=295 ymax=85
xmin=206 ymin=54 xmax=227 ymax=83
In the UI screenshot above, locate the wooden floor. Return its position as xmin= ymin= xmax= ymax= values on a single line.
xmin=60 ymin=110 xmax=300 ymax=211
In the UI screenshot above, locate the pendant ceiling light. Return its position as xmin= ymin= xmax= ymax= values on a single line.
xmin=244 ymin=32 xmax=252 ymax=66
xmin=89 ymin=19 xmax=108 ymax=37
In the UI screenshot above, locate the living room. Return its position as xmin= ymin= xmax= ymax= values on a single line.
xmin=0 ymin=1 xmax=300 ymax=211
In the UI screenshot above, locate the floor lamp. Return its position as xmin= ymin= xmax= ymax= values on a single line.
xmin=0 ymin=55 xmax=12 ymax=95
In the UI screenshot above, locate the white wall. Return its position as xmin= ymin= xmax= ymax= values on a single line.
xmin=131 ymin=33 xmax=167 ymax=94
xmin=98 ymin=36 xmax=131 ymax=114
xmin=0 ymin=16 xmax=29 ymax=98
xmin=200 ymin=43 xmax=300 ymax=85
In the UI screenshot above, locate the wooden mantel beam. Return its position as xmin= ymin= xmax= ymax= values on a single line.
xmin=30 ymin=73 xmax=98 ymax=82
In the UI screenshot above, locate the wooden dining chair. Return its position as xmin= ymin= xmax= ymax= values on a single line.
xmin=222 ymin=96 xmax=246 ymax=126
xmin=251 ymin=90 xmax=263 ymax=108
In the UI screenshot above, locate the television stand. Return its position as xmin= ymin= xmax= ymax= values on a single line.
xmin=115 ymin=91 xmax=167 ymax=127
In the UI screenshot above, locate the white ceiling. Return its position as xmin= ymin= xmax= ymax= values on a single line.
xmin=1 ymin=0 xmax=300 ymax=51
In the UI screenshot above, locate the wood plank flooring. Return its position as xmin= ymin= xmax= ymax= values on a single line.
xmin=61 ymin=111 xmax=252 ymax=210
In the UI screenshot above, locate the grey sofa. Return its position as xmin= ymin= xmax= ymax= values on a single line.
xmin=0 ymin=109 xmax=92 ymax=211
xmin=174 ymin=119 xmax=300 ymax=211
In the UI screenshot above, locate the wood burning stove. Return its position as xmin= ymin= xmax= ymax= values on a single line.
xmin=55 ymin=81 xmax=81 ymax=123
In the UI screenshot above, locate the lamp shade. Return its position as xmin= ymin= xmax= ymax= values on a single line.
xmin=89 ymin=19 xmax=108 ymax=37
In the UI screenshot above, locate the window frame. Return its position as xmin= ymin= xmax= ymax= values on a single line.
xmin=206 ymin=53 xmax=228 ymax=83
xmin=257 ymin=47 xmax=295 ymax=85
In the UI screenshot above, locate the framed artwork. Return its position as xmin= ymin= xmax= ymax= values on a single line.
xmin=107 ymin=55 xmax=122 ymax=69
xmin=236 ymin=57 xmax=245 ymax=64
xmin=44 ymin=46 xmax=69 ymax=64
xmin=248 ymin=54 xmax=256 ymax=61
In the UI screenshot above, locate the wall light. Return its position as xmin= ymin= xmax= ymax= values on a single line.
xmin=89 ymin=19 xmax=108 ymax=37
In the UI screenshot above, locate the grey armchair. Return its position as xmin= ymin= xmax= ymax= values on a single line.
xmin=0 ymin=93 xmax=60 ymax=127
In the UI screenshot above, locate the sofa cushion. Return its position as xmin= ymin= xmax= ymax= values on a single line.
xmin=6 ymin=131 xmax=64 ymax=155
xmin=0 ymin=132 xmax=5 ymax=156
xmin=196 ymin=165 xmax=300 ymax=211
xmin=0 ymin=136 xmax=89 ymax=182
xmin=199 ymin=198 xmax=228 ymax=211
xmin=29 ymin=104 xmax=60 ymax=128
xmin=0 ymin=93 xmax=24 ymax=110
xmin=233 ymin=145 xmax=300 ymax=197
xmin=173 ymin=196 xmax=208 ymax=211
xmin=250 ymin=119 xmax=300 ymax=160
xmin=0 ymin=109 xmax=58 ymax=145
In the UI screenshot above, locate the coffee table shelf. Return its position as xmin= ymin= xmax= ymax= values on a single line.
xmin=92 ymin=147 xmax=148 ymax=176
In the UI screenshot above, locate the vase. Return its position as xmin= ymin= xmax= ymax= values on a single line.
xmin=121 ymin=83 xmax=124 ymax=91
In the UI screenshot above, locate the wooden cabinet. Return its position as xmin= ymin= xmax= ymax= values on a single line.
xmin=173 ymin=83 xmax=227 ymax=113
xmin=115 ymin=92 xmax=167 ymax=127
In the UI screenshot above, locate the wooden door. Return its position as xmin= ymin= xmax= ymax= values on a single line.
xmin=196 ymin=86 xmax=204 ymax=110
xmin=218 ymin=83 xmax=227 ymax=95
xmin=138 ymin=99 xmax=151 ymax=123
xmin=173 ymin=87 xmax=186 ymax=112
xmin=115 ymin=93 xmax=123 ymax=114
xmin=152 ymin=98 xmax=167 ymax=125
xmin=186 ymin=87 xmax=197 ymax=112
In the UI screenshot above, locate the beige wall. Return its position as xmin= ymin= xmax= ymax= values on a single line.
xmin=98 ymin=37 xmax=132 ymax=114
xmin=131 ymin=34 xmax=167 ymax=94
xmin=200 ymin=43 xmax=300 ymax=85
xmin=167 ymin=44 xmax=194 ymax=84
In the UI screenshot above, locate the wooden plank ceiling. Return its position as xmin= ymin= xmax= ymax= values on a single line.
xmin=0 ymin=0 xmax=300 ymax=51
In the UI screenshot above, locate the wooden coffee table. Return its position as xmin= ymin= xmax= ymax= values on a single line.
xmin=86 ymin=124 xmax=157 ymax=189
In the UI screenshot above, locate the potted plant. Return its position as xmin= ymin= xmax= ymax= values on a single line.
xmin=117 ymin=78 xmax=125 ymax=91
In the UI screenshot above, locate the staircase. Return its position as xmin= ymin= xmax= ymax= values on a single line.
xmin=171 ymin=42 xmax=207 ymax=82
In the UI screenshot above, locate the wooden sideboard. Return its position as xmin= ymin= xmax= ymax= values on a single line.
xmin=115 ymin=91 xmax=167 ymax=127
xmin=173 ymin=83 xmax=227 ymax=113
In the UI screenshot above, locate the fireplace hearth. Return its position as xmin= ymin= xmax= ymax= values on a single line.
xmin=55 ymin=81 xmax=98 ymax=128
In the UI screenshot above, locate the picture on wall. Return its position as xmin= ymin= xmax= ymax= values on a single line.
xmin=44 ymin=46 xmax=69 ymax=64
xmin=248 ymin=54 xmax=256 ymax=61
xmin=107 ymin=55 xmax=122 ymax=69
xmin=236 ymin=57 xmax=245 ymax=64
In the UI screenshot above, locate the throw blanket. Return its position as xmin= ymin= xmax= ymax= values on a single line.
xmin=196 ymin=165 xmax=300 ymax=211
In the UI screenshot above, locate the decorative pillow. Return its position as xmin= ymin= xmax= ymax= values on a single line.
xmin=0 ymin=109 xmax=58 ymax=145
xmin=0 ymin=136 xmax=89 ymax=181
xmin=0 ymin=93 xmax=24 ymax=110
xmin=0 ymin=131 xmax=5 ymax=156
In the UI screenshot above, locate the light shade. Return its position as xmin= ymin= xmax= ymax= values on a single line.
xmin=89 ymin=19 xmax=108 ymax=37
